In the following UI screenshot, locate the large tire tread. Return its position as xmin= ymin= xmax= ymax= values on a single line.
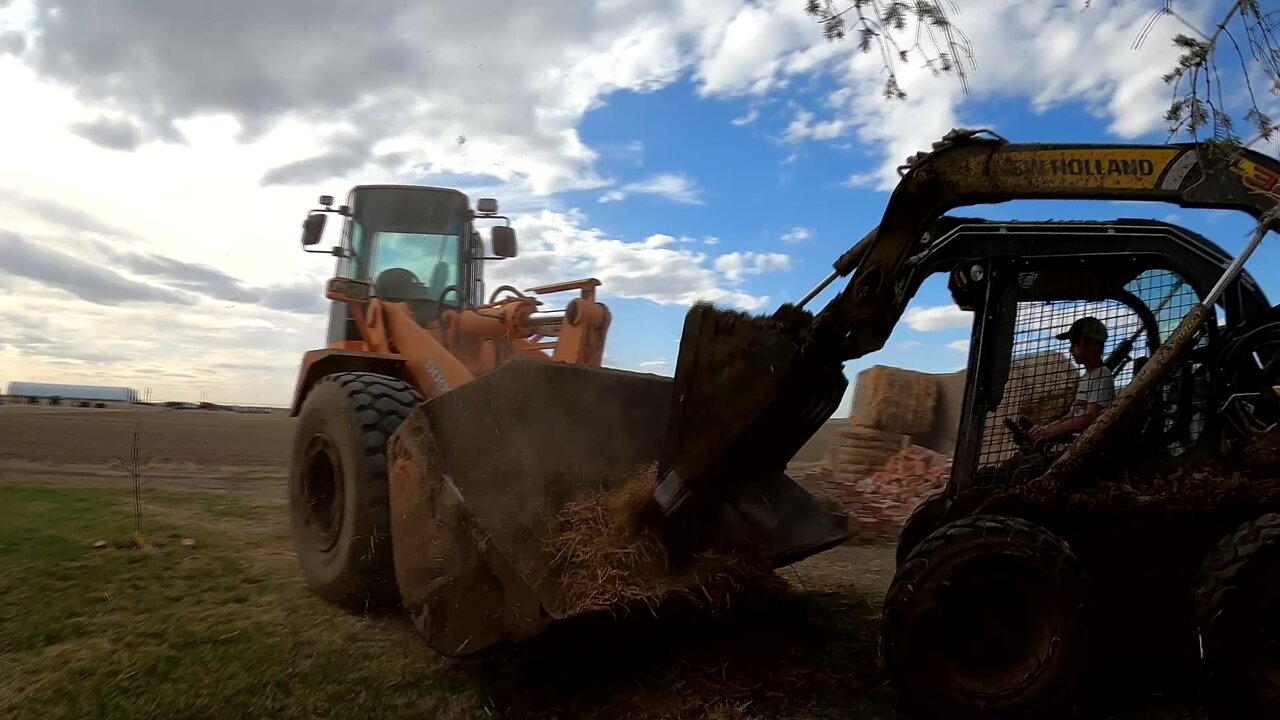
xmin=883 ymin=515 xmax=1089 ymax=720
xmin=1193 ymin=512 xmax=1280 ymax=718
xmin=290 ymin=372 xmax=422 ymax=613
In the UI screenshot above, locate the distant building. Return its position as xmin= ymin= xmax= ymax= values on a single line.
xmin=5 ymin=381 xmax=138 ymax=404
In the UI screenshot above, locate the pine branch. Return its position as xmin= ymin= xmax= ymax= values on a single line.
xmin=803 ymin=0 xmax=974 ymax=100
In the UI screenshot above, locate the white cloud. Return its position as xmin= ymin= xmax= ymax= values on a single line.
xmin=691 ymin=0 xmax=819 ymax=97
xmin=597 ymin=172 xmax=704 ymax=205
xmin=691 ymin=0 xmax=1216 ymax=190
xmin=842 ymin=171 xmax=878 ymax=189
xmin=904 ymin=305 xmax=973 ymax=332
xmin=487 ymin=209 xmax=778 ymax=311
xmin=895 ymin=340 xmax=923 ymax=350
xmin=783 ymin=109 xmax=851 ymax=142
xmin=638 ymin=358 xmax=669 ymax=369
xmin=703 ymin=236 xmax=720 ymax=245
xmin=713 ymin=251 xmax=791 ymax=283
xmin=780 ymin=226 xmax=811 ymax=244
xmin=948 ymin=340 xmax=971 ymax=353
xmin=731 ymin=108 xmax=759 ymax=126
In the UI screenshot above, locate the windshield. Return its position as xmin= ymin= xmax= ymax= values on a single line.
xmin=347 ymin=187 xmax=467 ymax=305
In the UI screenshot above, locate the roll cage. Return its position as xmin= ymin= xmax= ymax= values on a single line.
xmin=891 ymin=217 xmax=1272 ymax=493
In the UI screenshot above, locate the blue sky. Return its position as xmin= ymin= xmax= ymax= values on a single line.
xmin=0 ymin=0 xmax=1275 ymax=409
xmin=468 ymin=72 xmax=1279 ymax=415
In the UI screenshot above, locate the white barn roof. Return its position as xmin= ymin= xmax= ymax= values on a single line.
xmin=5 ymin=382 xmax=137 ymax=403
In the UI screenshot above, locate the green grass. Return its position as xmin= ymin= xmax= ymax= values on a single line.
xmin=0 ymin=484 xmax=896 ymax=720
xmin=0 ymin=485 xmax=475 ymax=720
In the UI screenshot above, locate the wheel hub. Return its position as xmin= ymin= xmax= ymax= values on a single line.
xmin=302 ymin=435 xmax=344 ymax=552
xmin=938 ymin=555 xmax=1058 ymax=697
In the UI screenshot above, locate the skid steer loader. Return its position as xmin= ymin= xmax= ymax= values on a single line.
xmin=661 ymin=130 xmax=1280 ymax=718
xmin=285 ymin=185 xmax=851 ymax=657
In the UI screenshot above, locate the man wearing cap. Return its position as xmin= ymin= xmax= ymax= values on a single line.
xmin=1029 ymin=316 xmax=1116 ymax=447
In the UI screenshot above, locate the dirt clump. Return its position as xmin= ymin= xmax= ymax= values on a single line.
xmin=543 ymin=462 xmax=787 ymax=618
xmin=980 ymin=451 xmax=1280 ymax=516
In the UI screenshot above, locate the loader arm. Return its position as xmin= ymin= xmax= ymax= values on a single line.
xmin=366 ymin=298 xmax=476 ymax=399
xmin=810 ymin=131 xmax=1280 ymax=362
xmin=326 ymin=277 xmax=612 ymax=403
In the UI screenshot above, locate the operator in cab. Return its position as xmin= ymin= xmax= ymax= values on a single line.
xmin=1029 ymin=316 xmax=1116 ymax=447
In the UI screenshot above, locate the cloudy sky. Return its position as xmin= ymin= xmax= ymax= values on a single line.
xmin=1 ymin=0 xmax=1277 ymax=411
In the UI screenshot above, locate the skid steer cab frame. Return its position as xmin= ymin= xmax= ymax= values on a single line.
xmin=880 ymin=217 xmax=1280 ymax=719
xmin=818 ymin=139 xmax=1280 ymax=719
xmin=910 ymin=217 xmax=1271 ymax=497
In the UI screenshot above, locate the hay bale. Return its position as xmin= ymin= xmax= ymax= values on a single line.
xmin=848 ymin=365 xmax=939 ymax=435
xmin=826 ymin=426 xmax=908 ymax=477
xmin=829 ymin=425 xmax=911 ymax=451
xmin=979 ymin=351 xmax=1080 ymax=465
xmin=544 ymin=463 xmax=784 ymax=617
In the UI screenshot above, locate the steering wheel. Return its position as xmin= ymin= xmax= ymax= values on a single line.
xmin=437 ymin=285 xmax=460 ymax=306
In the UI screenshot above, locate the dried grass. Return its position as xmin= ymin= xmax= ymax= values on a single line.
xmin=544 ymin=462 xmax=785 ymax=618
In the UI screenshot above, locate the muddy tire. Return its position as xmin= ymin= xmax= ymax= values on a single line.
xmin=882 ymin=515 xmax=1089 ymax=719
xmin=1193 ymin=513 xmax=1280 ymax=718
xmin=289 ymin=372 xmax=422 ymax=613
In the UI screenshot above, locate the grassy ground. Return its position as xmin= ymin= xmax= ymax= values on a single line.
xmin=0 ymin=485 xmax=476 ymax=720
xmin=0 ymin=484 xmax=894 ymax=720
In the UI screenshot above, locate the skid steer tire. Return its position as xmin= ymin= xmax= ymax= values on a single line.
xmin=882 ymin=515 xmax=1089 ymax=720
xmin=894 ymin=492 xmax=952 ymax=568
xmin=1193 ymin=513 xmax=1280 ymax=719
xmin=288 ymin=372 xmax=422 ymax=613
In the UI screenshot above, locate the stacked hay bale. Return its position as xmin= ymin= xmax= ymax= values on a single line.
xmin=825 ymin=365 xmax=938 ymax=475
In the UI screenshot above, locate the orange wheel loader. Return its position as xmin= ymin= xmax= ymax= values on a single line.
xmin=285 ymin=185 xmax=853 ymax=658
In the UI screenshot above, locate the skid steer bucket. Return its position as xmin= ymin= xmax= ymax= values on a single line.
xmin=387 ymin=358 xmax=851 ymax=658
xmin=656 ymin=304 xmax=850 ymax=545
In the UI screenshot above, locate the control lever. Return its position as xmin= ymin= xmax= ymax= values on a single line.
xmin=1004 ymin=416 xmax=1036 ymax=450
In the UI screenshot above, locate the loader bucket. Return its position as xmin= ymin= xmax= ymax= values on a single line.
xmin=387 ymin=358 xmax=851 ymax=658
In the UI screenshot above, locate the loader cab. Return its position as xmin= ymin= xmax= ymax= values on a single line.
xmin=303 ymin=185 xmax=518 ymax=345
xmin=913 ymin=218 xmax=1272 ymax=494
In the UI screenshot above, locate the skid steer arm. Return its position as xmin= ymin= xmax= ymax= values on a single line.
xmin=810 ymin=130 xmax=1280 ymax=362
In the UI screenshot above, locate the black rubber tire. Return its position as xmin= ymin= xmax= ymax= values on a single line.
xmin=895 ymin=492 xmax=952 ymax=568
xmin=883 ymin=515 xmax=1089 ymax=720
xmin=288 ymin=372 xmax=422 ymax=613
xmin=1193 ymin=513 xmax=1280 ymax=718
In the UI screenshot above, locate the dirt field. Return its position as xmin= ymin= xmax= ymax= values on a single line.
xmin=0 ymin=405 xmax=294 ymax=495
xmin=0 ymin=404 xmax=890 ymax=594
xmin=0 ymin=406 xmax=837 ymax=496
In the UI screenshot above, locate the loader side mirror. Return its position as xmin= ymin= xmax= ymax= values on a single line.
xmin=301 ymin=213 xmax=327 ymax=247
xmin=491 ymin=225 xmax=517 ymax=258
xmin=477 ymin=197 xmax=499 ymax=215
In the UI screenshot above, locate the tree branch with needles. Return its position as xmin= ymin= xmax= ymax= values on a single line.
xmin=805 ymin=1 xmax=1280 ymax=154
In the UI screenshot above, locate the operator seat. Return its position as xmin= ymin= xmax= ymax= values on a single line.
xmin=427 ymin=261 xmax=451 ymax=304
xmin=374 ymin=268 xmax=427 ymax=300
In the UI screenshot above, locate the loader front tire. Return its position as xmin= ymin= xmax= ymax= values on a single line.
xmin=1194 ymin=513 xmax=1280 ymax=718
xmin=882 ymin=515 xmax=1089 ymax=719
xmin=289 ymin=372 xmax=422 ymax=613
